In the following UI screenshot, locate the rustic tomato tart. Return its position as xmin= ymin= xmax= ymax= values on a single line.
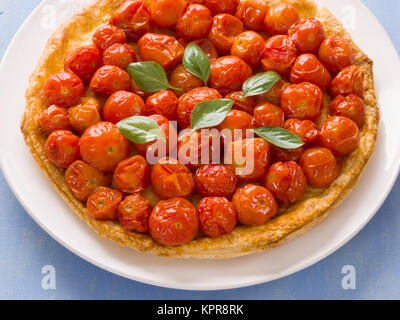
xmin=22 ymin=0 xmax=379 ymax=258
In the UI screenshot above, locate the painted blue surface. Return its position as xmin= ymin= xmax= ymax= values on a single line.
xmin=0 ymin=0 xmax=399 ymax=300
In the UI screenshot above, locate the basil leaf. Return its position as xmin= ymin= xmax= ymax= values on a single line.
xmin=191 ymin=99 xmax=234 ymax=131
xmin=254 ymin=127 xmax=304 ymax=149
xmin=126 ymin=61 xmax=180 ymax=93
xmin=242 ymin=71 xmax=281 ymax=99
xmin=117 ymin=116 xmax=166 ymax=144
xmin=183 ymin=43 xmax=211 ymax=86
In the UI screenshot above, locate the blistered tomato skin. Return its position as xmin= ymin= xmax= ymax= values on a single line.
xmin=253 ymin=103 xmax=285 ymax=128
xmin=231 ymin=31 xmax=265 ymax=68
xmin=144 ymin=90 xmax=178 ymax=120
xmin=263 ymin=161 xmax=307 ymax=204
xmin=113 ymin=155 xmax=150 ymax=193
xmin=318 ymin=36 xmax=352 ymax=74
xmin=235 ymin=0 xmax=269 ymax=31
xmin=330 ymin=65 xmax=364 ymax=98
xmin=290 ymin=54 xmax=332 ymax=91
xmin=39 ymin=105 xmax=71 ymax=135
xmin=288 ymin=18 xmax=325 ymax=53
xmin=90 ymin=65 xmax=132 ymax=96
xmin=232 ymin=184 xmax=278 ymax=226
xmin=255 ymin=79 xmax=289 ymax=106
xmin=197 ymin=197 xmax=237 ymax=238
xmin=65 ymin=160 xmax=112 ymax=202
xmin=284 ymin=118 xmax=320 ymax=147
xmin=218 ymin=109 xmax=253 ymax=142
xmin=176 ymin=4 xmax=212 ymax=40
xmin=92 ymin=24 xmax=127 ymax=52
xmin=192 ymin=38 xmax=219 ymax=61
xmin=45 ymin=130 xmax=81 ymax=168
xmin=320 ymin=116 xmax=360 ymax=156
xmin=149 ymin=197 xmax=198 ymax=246
xmin=300 ymin=147 xmax=340 ymax=188
xmin=271 ymin=145 xmax=304 ymax=163
xmin=43 ymin=72 xmax=85 ymax=108
xmin=281 ymin=82 xmax=324 ymax=120
xmin=87 ymin=187 xmax=123 ymax=220
xmin=118 ymin=193 xmax=152 ymax=232
xmin=329 ymin=94 xmax=365 ymax=128
xmin=69 ymin=102 xmax=101 ymax=135
xmin=103 ymin=91 xmax=145 ymax=124
xmin=169 ymin=64 xmax=204 ymax=97
xmin=205 ymin=0 xmax=238 ymax=15
xmin=103 ymin=43 xmax=137 ymax=69
xmin=225 ymin=91 xmax=256 ymax=115
xmin=64 ymin=45 xmax=102 ymax=84
xmin=80 ymin=122 xmax=130 ymax=172
xmin=265 ymin=3 xmax=300 ymax=36
xmin=150 ymin=0 xmax=188 ymax=28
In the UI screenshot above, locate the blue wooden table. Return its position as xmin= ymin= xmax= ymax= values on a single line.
xmin=0 ymin=0 xmax=399 ymax=300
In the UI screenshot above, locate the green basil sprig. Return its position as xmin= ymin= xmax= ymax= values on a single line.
xmin=242 ymin=71 xmax=281 ymax=100
xmin=127 ymin=61 xmax=181 ymax=93
xmin=183 ymin=43 xmax=211 ymax=86
xmin=117 ymin=116 xmax=166 ymax=144
xmin=254 ymin=127 xmax=304 ymax=149
xmin=190 ymin=99 xmax=234 ymax=131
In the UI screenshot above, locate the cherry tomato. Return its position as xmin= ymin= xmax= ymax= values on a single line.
xmin=208 ymin=14 xmax=245 ymax=55
xmin=261 ymin=35 xmax=298 ymax=76
xmin=281 ymin=82 xmax=324 ymax=120
xmin=265 ymin=3 xmax=300 ymax=36
xmin=253 ymin=103 xmax=284 ymax=127
xmin=92 ymin=24 xmax=127 ymax=52
xmin=225 ymin=91 xmax=256 ymax=115
xmin=205 ymin=0 xmax=238 ymax=15
xmin=177 ymin=87 xmax=222 ymax=128
xmin=209 ymin=56 xmax=252 ymax=95
xmin=43 ymin=72 xmax=84 ymax=108
xmin=69 ymin=101 xmax=101 ymax=135
xmin=197 ymin=197 xmax=237 ymax=237
xmin=318 ymin=36 xmax=352 ymax=74
xmin=232 ymin=184 xmax=277 ymax=226
xmin=271 ymin=145 xmax=304 ymax=163
xmin=102 ymin=43 xmax=137 ymax=69
xmin=288 ymin=18 xmax=325 ymax=53
xmin=149 ymin=0 xmax=188 ymax=28
xmin=231 ymin=31 xmax=264 ymax=67
xmin=218 ymin=109 xmax=253 ymax=142
xmin=39 ymin=105 xmax=71 ymax=135
xmin=44 ymin=130 xmax=81 ymax=168
xmin=191 ymin=38 xmax=219 ymax=61
xmin=300 ymin=147 xmax=339 ymax=188
xmin=80 ymin=122 xmax=130 ymax=172
xmin=113 ymin=155 xmax=150 ymax=193
xmin=144 ymin=90 xmax=178 ymax=120
xmin=187 ymin=0 xmax=204 ymax=3
xmin=90 ymin=65 xmax=132 ymax=96
xmin=169 ymin=64 xmax=204 ymax=97
xmin=87 ymin=187 xmax=123 ymax=220
xmin=131 ymin=79 xmax=153 ymax=101
xmin=176 ymin=4 xmax=212 ymax=40
xmin=118 ymin=193 xmax=152 ymax=232
xmin=64 ymin=45 xmax=102 ymax=84
xmin=290 ymin=53 xmax=332 ymax=91
xmin=284 ymin=118 xmax=320 ymax=147
xmin=235 ymin=0 xmax=268 ymax=31
xmin=263 ymin=161 xmax=307 ymax=204
xmin=103 ymin=91 xmax=145 ymax=124
xmin=255 ymin=79 xmax=289 ymax=106
xmin=194 ymin=164 xmax=238 ymax=198
xmin=320 ymin=116 xmax=359 ymax=156
xmin=138 ymin=33 xmax=185 ymax=72
xmin=329 ymin=65 xmax=364 ymax=97
xmin=329 ymin=94 xmax=365 ymax=128
xmin=65 ymin=160 xmax=112 ymax=202
xmin=149 ymin=197 xmax=198 ymax=246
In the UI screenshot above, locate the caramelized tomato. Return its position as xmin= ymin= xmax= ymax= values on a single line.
xmin=169 ymin=64 xmax=204 ymax=97
xmin=225 ymin=91 xmax=256 ymax=115
xmin=191 ymin=38 xmax=219 ymax=61
xmin=271 ymin=145 xmax=304 ymax=163
xmin=118 ymin=193 xmax=152 ymax=232
xmin=253 ymin=103 xmax=284 ymax=128
xmin=218 ymin=109 xmax=253 ymax=142
xmin=102 ymin=43 xmax=137 ymax=69
xmin=113 ymin=155 xmax=150 ymax=193
xmin=92 ymin=24 xmax=127 ymax=52
xmin=149 ymin=0 xmax=188 ymax=28
xmin=69 ymin=101 xmax=102 ymax=135
xmin=90 ymin=65 xmax=132 ymax=96
xmin=230 ymin=31 xmax=265 ymax=67
xmin=284 ymin=118 xmax=320 ymax=147
xmin=265 ymin=3 xmax=300 ymax=36
xmin=288 ymin=18 xmax=325 ymax=53
xmin=44 ymin=130 xmax=81 ymax=168
xmin=205 ymin=0 xmax=238 ymax=15
xmin=144 ymin=90 xmax=178 ymax=120
xmin=329 ymin=65 xmax=364 ymax=97
xmin=103 ymin=91 xmax=145 ymax=124
xmin=39 ymin=105 xmax=71 ymax=135
xmin=329 ymin=94 xmax=365 ymax=128
xmin=235 ymin=0 xmax=268 ymax=31
xmin=87 ymin=187 xmax=123 ymax=220
xmin=318 ymin=35 xmax=352 ymax=74
xmin=255 ymin=79 xmax=289 ymax=106
xmin=176 ymin=4 xmax=212 ymax=40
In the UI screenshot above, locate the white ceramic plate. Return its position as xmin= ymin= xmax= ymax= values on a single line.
xmin=1 ymin=0 xmax=399 ymax=291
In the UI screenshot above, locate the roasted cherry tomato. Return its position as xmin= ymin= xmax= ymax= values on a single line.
xmin=80 ymin=122 xmax=130 ymax=172
xmin=320 ymin=116 xmax=359 ymax=156
xmin=218 ymin=109 xmax=253 ymax=142
xmin=329 ymin=65 xmax=364 ymax=97
xmin=138 ymin=33 xmax=185 ymax=72
xmin=69 ymin=100 xmax=102 ymax=135
xmin=288 ymin=18 xmax=325 ymax=53
xmin=263 ymin=161 xmax=307 ymax=204
xmin=149 ymin=197 xmax=198 ymax=246
xmin=92 ymin=24 xmax=127 ymax=52
xmin=197 ymin=197 xmax=237 ymax=237
xmin=231 ymin=31 xmax=265 ymax=67
xmin=64 ymin=45 xmax=102 ymax=84
xmin=300 ymin=147 xmax=339 ymax=188
xmin=191 ymin=38 xmax=219 ymax=61
xmin=284 ymin=118 xmax=320 ymax=147
xmin=225 ymin=91 xmax=256 ymax=115
xmin=169 ymin=64 xmax=204 ymax=97
xmin=118 ymin=193 xmax=152 ymax=232
xmin=103 ymin=91 xmax=145 ymax=124
xmin=329 ymin=94 xmax=365 ymax=128
xmin=102 ymin=43 xmax=137 ymax=69
xmin=261 ymin=35 xmax=298 ymax=76
xmin=65 ymin=160 xmax=112 ymax=202
xmin=205 ymin=0 xmax=238 ymax=15
xmin=255 ymin=79 xmax=289 ymax=106
xmin=87 ymin=187 xmax=123 ymax=220
xmin=149 ymin=0 xmax=188 ymax=28
xmin=151 ymin=157 xmax=195 ymax=199
xmin=209 ymin=56 xmax=252 ymax=95
xmin=318 ymin=35 xmax=352 ymax=74
xmin=176 ymin=4 xmax=212 ymax=40
xmin=43 ymin=72 xmax=84 ymax=108
xmin=290 ymin=54 xmax=332 ymax=91
xmin=281 ymin=82 xmax=324 ymax=120
xmin=265 ymin=3 xmax=300 ymax=36
xmin=39 ymin=105 xmax=71 ymax=135
xmin=232 ymin=184 xmax=277 ymax=226
xmin=144 ymin=90 xmax=178 ymax=120
xmin=253 ymin=103 xmax=284 ymax=127
xmin=177 ymin=87 xmax=222 ymax=128
xmin=44 ymin=130 xmax=81 ymax=168
xmin=194 ymin=164 xmax=238 ymax=198
xmin=271 ymin=145 xmax=304 ymax=163
xmin=208 ymin=14 xmax=245 ymax=55
xmin=235 ymin=0 xmax=268 ymax=31
xmin=90 ymin=65 xmax=132 ymax=96
xmin=113 ymin=155 xmax=150 ymax=193
xmin=226 ymin=138 xmax=270 ymax=182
